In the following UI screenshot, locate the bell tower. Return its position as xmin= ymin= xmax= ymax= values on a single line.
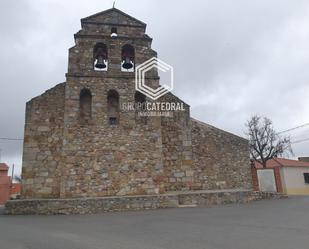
xmin=60 ymin=8 xmax=164 ymax=198
xmin=65 ymin=8 xmax=159 ymax=125
xmin=67 ymin=7 xmax=157 ymax=77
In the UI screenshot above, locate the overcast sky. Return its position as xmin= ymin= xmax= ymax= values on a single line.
xmin=1 ymin=0 xmax=309 ymax=175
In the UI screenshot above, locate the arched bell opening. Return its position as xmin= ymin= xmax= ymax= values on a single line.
xmin=93 ymin=43 xmax=108 ymax=71
xmin=121 ymin=44 xmax=135 ymax=72
xmin=111 ymin=27 xmax=118 ymax=38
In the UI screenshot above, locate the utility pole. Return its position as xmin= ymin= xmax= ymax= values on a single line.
xmin=11 ymin=164 xmax=15 ymax=185
xmin=0 ymin=148 xmax=2 ymax=162
xmin=12 ymin=164 xmax=15 ymax=179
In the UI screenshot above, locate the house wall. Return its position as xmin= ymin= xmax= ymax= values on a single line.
xmin=0 ymin=169 xmax=11 ymax=204
xmin=273 ymin=167 xmax=283 ymax=192
xmin=251 ymin=165 xmax=259 ymax=191
xmin=280 ymin=166 xmax=309 ymax=195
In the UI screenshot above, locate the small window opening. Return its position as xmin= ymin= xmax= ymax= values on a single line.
xmin=304 ymin=173 xmax=309 ymax=184
xmin=107 ymin=90 xmax=119 ymax=125
xmin=109 ymin=117 xmax=117 ymax=125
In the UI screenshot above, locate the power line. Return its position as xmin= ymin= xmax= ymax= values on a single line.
xmin=278 ymin=122 xmax=309 ymax=134
xmin=0 ymin=137 xmax=23 ymax=141
xmin=291 ymin=137 xmax=309 ymax=145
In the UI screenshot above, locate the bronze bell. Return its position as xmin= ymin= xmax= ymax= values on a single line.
xmin=95 ymin=55 xmax=106 ymax=69
xmin=122 ymin=57 xmax=133 ymax=69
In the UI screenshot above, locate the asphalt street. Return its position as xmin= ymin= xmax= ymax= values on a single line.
xmin=1 ymin=196 xmax=309 ymax=249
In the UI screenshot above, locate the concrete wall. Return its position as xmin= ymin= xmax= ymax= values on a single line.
xmin=257 ymin=169 xmax=276 ymax=192
xmin=280 ymin=167 xmax=309 ymax=195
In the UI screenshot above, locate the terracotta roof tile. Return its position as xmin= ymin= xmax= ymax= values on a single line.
xmin=0 ymin=163 xmax=9 ymax=170
xmin=255 ymin=158 xmax=309 ymax=169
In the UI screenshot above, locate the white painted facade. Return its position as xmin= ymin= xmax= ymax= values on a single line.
xmin=280 ymin=167 xmax=309 ymax=195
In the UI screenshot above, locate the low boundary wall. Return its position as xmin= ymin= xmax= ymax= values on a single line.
xmin=5 ymin=189 xmax=286 ymax=215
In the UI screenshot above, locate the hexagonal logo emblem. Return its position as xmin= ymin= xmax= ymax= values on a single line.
xmin=135 ymin=57 xmax=174 ymax=100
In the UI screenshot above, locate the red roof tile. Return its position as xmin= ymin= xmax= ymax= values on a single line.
xmin=255 ymin=158 xmax=309 ymax=169
xmin=0 ymin=163 xmax=9 ymax=170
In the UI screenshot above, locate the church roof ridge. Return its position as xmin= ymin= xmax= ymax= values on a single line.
xmin=81 ymin=7 xmax=146 ymax=27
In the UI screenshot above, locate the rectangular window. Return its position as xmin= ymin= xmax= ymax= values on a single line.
xmin=109 ymin=117 xmax=117 ymax=125
xmin=304 ymin=173 xmax=309 ymax=184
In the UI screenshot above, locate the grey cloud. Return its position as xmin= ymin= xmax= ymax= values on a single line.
xmin=1 ymin=0 xmax=309 ymax=175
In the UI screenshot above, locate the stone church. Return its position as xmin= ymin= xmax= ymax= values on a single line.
xmin=21 ymin=8 xmax=252 ymax=199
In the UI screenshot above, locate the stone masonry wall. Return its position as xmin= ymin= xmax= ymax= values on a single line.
xmin=60 ymin=77 xmax=164 ymax=198
xmin=6 ymin=190 xmax=285 ymax=215
xmin=161 ymin=93 xmax=194 ymax=191
xmin=59 ymin=11 xmax=163 ymax=197
xmin=20 ymin=9 xmax=253 ymax=200
xmin=22 ymin=83 xmax=65 ymax=198
xmin=191 ymin=119 xmax=252 ymax=190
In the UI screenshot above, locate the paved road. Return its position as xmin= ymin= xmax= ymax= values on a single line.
xmin=0 ymin=205 xmax=5 ymax=215
xmin=1 ymin=196 xmax=309 ymax=249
